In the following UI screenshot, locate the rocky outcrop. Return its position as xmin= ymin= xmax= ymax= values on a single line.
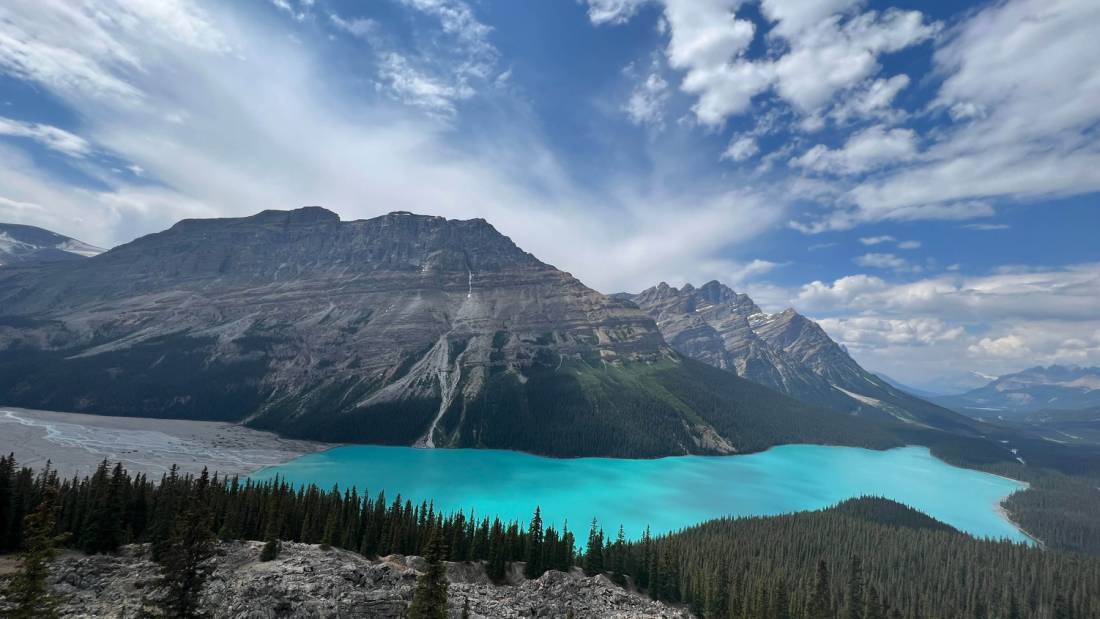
xmin=3 ymin=541 xmax=688 ymax=618
xmin=626 ymin=281 xmax=979 ymax=432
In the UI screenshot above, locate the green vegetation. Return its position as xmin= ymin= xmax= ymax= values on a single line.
xmin=407 ymin=528 xmax=449 ymax=619
xmin=3 ymin=456 xmax=1098 ymax=618
xmin=6 ymin=480 xmax=65 ymax=619
xmin=626 ymin=497 xmax=1100 ymax=618
xmin=455 ymin=357 xmax=901 ymax=457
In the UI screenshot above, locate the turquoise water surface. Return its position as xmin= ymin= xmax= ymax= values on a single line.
xmin=252 ymin=444 xmax=1029 ymax=543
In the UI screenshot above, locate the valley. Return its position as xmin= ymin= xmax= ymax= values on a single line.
xmin=0 ymin=406 xmax=328 ymax=478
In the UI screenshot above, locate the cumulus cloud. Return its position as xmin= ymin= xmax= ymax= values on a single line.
xmin=770 ymin=9 xmax=938 ymax=113
xmin=588 ymin=0 xmax=936 ymax=127
xmin=818 ymin=316 xmax=963 ymax=347
xmin=787 ymin=264 xmax=1100 ymax=383
xmin=796 ymin=0 xmax=1100 ymax=232
xmin=792 ymin=125 xmax=917 ymax=175
xmin=968 ymin=335 xmax=1029 ymax=359
xmin=722 ymin=136 xmax=759 ymax=162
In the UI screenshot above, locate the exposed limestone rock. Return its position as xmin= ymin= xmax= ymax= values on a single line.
xmin=1 ymin=541 xmax=688 ymax=618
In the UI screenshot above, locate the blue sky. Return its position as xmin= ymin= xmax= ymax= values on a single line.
xmin=0 ymin=0 xmax=1097 ymax=389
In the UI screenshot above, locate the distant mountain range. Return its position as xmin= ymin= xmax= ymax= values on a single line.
xmin=0 ymin=223 xmax=104 ymax=266
xmin=620 ymin=281 xmax=975 ymax=433
xmin=935 ymin=365 xmax=1100 ymax=418
xmin=0 ymin=208 xmax=899 ymax=458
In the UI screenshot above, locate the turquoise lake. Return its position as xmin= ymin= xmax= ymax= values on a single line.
xmin=251 ymin=444 xmax=1030 ymax=543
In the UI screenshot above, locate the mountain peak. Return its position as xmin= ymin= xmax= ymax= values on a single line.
xmin=0 ymin=223 xmax=105 ymax=266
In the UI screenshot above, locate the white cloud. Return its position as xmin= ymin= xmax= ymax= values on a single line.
xmin=623 ymin=67 xmax=669 ymax=127
xmin=792 ymin=125 xmax=917 ymax=175
xmin=772 ymin=10 xmax=938 ymax=113
xmin=587 ymin=1 xmax=936 ymax=127
xmin=829 ymin=74 xmax=910 ymax=125
xmin=853 ymin=252 xmax=916 ymax=272
xmin=329 ymin=14 xmax=378 ymax=39
xmin=585 ymin=0 xmax=649 ymax=25
xmin=794 ymin=264 xmax=1100 ymax=383
xmin=962 ymin=222 xmax=1010 ymax=231
xmin=797 ymin=264 xmax=1100 ymax=321
xmin=375 ymin=52 xmax=475 ymax=118
xmin=0 ymin=116 xmax=92 ymax=157
xmin=859 ymin=235 xmax=895 ymax=246
xmin=968 ymin=335 xmax=1029 ymax=359
xmin=722 ymin=136 xmax=758 ymax=162
xmin=798 ymin=0 xmax=1100 ymax=232
xmin=818 ymin=316 xmax=963 ymax=347
xmin=896 ymin=240 xmax=921 ymax=250
xmin=0 ymin=0 xmax=787 ymax=295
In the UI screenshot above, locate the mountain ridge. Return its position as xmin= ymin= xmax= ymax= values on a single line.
xmin=935 ymin=365 xmax=1100 ymax=417
xmin=623 ymin=280 xmax=979 ymax=433
xmin=0 ymin=208 xmax=897 ymax=457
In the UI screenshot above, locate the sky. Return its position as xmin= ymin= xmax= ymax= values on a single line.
xmin=0 ymin=0 xmax=1097 ymax=391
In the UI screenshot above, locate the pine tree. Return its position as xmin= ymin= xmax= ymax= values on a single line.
xmin=408 ymin=527 xmax=449 ymax=619
xmin=865 ymin=585 xmax=885 ymax=619
xmin=611 ymin=524 xmax=627 ymax=585
xmin=154 ymin=469 xmax=216 ymax=618
xmin=524 ymin=507 xmax=544 ymax=579
xmin=584 ymin=518 xmax=604 ymax=576
xmin=6 ymin=484 xmax=65 ymax=619
xmin=807 ymin=559 xmax=833 ymax=619
xmin=81 ymin=460 xmax=124 ymax=554
xmin=487 ymin=519 xmax=507 ymax=583
xmin=845 ymin=557 xmax=864 ymax=619
xmin=771 ymin=578 xmax=791 ymax=619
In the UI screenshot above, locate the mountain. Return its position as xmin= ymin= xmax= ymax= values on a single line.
xmin=873 ymin=372 xmax=943 ymax=399
xmin=0 ymin=207 xmax=894 ymax=457
xmin=936 ymin=365 xmax=1100 ymax=417
xmin=0 ymin=222 xmax=104 ymax=266
xmin=623 ymin=281 xmax=977 ymax=433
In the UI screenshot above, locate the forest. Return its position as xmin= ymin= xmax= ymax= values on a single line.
xmin=2 ymin=455 xmax=1098 ymax=618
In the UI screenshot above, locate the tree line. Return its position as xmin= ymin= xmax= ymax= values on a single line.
xmin=2 ymin=455 xmax=1099 ymax=618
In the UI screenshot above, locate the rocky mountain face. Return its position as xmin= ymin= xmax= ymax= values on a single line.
xmin=624 ymin=281 xmax=977 ymax=433
xmin=0 ymin=541 xmax=687 ymax=618
xmin=0 ymin=223 xmax=103 ymax=266
xmin=936 ymin=365 xmax=1100 ymax=417
xmin=0 ymin=208 xmax=885 ymax=457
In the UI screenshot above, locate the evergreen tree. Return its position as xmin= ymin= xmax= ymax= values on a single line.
xmin=770 ymin=578 xmax=791 ymax=619
xmin=408 ymin=527 xmax=449 ymax=619
xmin=154 ymin=469 xmax=216 ymax=618
xmin=486 ymin=519 xmax=507 ymax=583
xmin=611 ymin=524 xmax=627 ymax=585
xmin=845 ymin=557 xmax=864 ymax=619
xmin=807 ymin=560 xmax=833 ymax=619
xmin=6 ymin=484 xmax=65 ymax=619
xmin=865 ymin=585 xmax=885 ymax=619
xmin=523 ymin=507 xmax=543 ymax=579
xmin=81 ymin=460 xmax=124 ymax=554
xmin=583 ymin=518 xmax=604 ymax=576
